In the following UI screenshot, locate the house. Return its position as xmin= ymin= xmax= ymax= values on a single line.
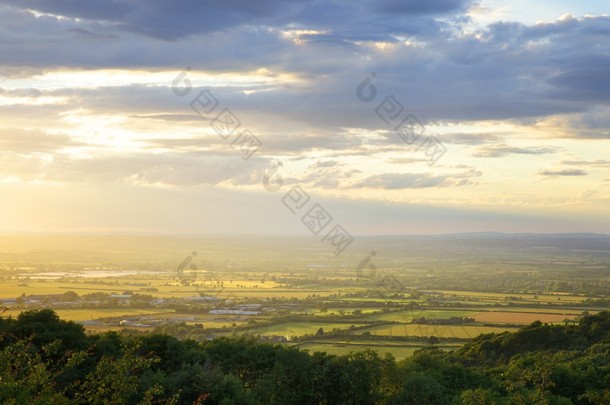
xmin=187 ymin=296 xmax=222 ymax=302
xmin=236 ymin=304 xmax=262 ymax=310
xmin=209 ymin=309 xmax=261 ymax=316
xmin=0 ymin=298 xmax=17 ymax=305
xmin=110 ymin=294 xmax=132 ymax=300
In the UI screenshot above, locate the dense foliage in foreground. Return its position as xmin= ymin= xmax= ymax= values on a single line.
xmin=2 ymin=310 xmax=610 ymax=404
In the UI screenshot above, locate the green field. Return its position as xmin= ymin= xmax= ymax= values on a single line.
xmin=297 ymin=340 xmax=462 ymax=360
xmin=363 ymin=309 xmax=474 ymax=323
xmin=250 ymin=322 xmax=368 ymax=337
xmin=362 ymin=323 xmax=514 ymax=338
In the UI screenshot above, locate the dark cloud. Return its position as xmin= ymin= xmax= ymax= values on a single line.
xmin=548 ymin=67 xmax=610 ymax=103
xmin=144 ymin=123 xmax=370 ymax=156
xmin=310 ymin=160 xmax=340 ymax=168
xmin=41 ymin=152 xmax=273 ymax=186
xmin=560 ymin=160 xmax=610 ymax=168
xmin=370 ymin=0 xmax=472 ymax=15
xmin=539 ymin=169 xmax=588 ymax=177
xmin=278 ymin=159 xmax=360 ymax=189
xmin=0 ymin=129 xmax=83 ymax=153
xmin=68 ymin=28 xmax=118 ymax=39
xmin=438 ymin=133 xmax=500 ymax=145
xmin=352 ymin=169 xmax=481 ymax=189
xmin=2 ymin=0 xmax=293 ymax=39
xmin=130 ymin=114 xmax=205 ymax=122
xmin=1 ymin=0 xmax=455 ymax=41
xmin=384 ymin=157 xmax=429 ymax=164
xmin=4 ymin=0 xmax=133 ymax=21
xmin=473 ymin=145 xmax=558 ymax=158
xmin=1 ymin=4 xmax=609 ymax=134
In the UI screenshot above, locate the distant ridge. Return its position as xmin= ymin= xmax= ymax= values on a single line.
xmin=359 ymin=232 xmax=610 ymax=240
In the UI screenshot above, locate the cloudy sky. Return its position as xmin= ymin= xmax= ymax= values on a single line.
xmin=0 ymin=0 xmax=609 ymax=236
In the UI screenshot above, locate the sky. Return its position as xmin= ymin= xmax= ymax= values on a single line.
xmin=0 ymin=0 xmax=609 ymax=236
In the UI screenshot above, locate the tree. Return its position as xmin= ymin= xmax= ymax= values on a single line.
xmin=459 ymin=388 xmax=502 ymax=404
xmin=0 ymin=340 xmax=70 ymax=404
xmin=60 ymin=291 xmax=80 ymax=302
xmin=74 ymin=350 xmax=160 ymax=404
xmin=392 ymin=374 xmax=445 ymax=405
xmin=427 ymin=336 xmax=440 ymax=345
xmin=7 ymin=309 xmax=88 ymax=352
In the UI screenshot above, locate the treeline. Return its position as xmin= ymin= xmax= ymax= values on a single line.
xmin=2 ymin=310 xmax=610 ymax=404
xmin=412 ymin=276 xmax=610 ymax=297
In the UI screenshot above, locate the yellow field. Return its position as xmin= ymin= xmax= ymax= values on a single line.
xmin=0 ymin=276 xmax=343 ymax=300
xmin=251 ymin=322 xmax=368 ymax=337
xmin=364 ymin=324 xmax=513 ymax=338
xmin=472 ymin=311 xmax=576 ymax=324
xmin=296 ymin=341 xmax=462 ymax=361
xmin=472 ymin=307 xmax=591 ymax=315
xmin=428 ymin=290 xmax=587 ymax=303
xmin=188 ymin=320 xmax=247 ymax=328
xmin=365 ymin=310 xmax=473 ymax=323
xmin=84 ymin=325 xmax=154 ymax=333
xmin=2 ymin=308 xmax=169 ymax=322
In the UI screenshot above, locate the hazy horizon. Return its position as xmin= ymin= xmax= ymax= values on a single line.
xmin=1 ymin=231 xmax=610 ymax=237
